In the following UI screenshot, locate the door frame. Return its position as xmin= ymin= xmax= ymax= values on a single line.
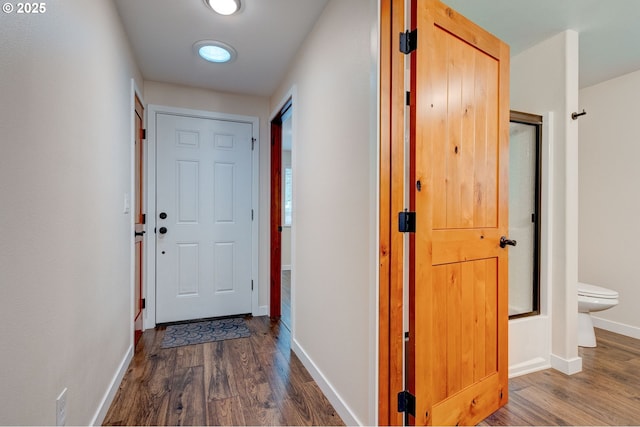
xmin=379 ymin=0 xmax=407 ymax=424
xmin=270 ymin=109 xmax=283 ymax=319
xmin=144 ymin=105 xmax=260 ymax=329
xmin=133 ymin=92 xmax=145 ymax=346
xmin=129 ymin=79 xmax=145 ymax=345
xmin=269 ymin=95 xmax=293 ymax=319
xmin=269 ymin=87 xmax=297 ymax=325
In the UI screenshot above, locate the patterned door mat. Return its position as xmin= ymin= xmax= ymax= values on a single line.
xmin=161 ymin=317 xmax=250 ymax=348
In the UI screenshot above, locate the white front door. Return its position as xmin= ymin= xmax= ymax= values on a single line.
xmin=156 ymin=113 xmax=253 ymax=323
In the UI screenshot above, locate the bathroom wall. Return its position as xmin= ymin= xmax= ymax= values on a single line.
xmin=510 ymin=30 xmax=582 ymax=375
xmin=579 ymin=69 xmax=640 ymax=338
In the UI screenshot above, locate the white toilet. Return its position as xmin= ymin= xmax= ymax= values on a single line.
xmin=577 ymin=282 xmax=619 ymax=347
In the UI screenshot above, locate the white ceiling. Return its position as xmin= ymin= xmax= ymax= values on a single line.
xmin=115 ymin=0 xmax=640 ymax=96
xmin=442 ymin=0 xmax=640 ymax=88
xmin=114 ymin=0 xmax=329 ymax=97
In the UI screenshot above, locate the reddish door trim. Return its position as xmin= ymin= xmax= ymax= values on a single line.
xmin=134 ymin=94 xmax=145 ymax=346
xmin=270 ymin=116 xmax=283 ymax=318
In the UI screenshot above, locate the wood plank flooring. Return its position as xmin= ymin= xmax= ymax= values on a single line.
xmin=481 ymin=328 xmax=640 ymax=426
xmin=103 ymin=316 xmax=344 ymax=426
xmin=104 ymin=322 xmax=640 ymax=426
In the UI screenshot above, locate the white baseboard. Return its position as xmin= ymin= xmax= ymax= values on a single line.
xmin=256 ymin=305 xmax=269 ymax=317
xmin=550 ymin=353 xmax=582 ymax=375
xmin=591 ymin=316 xmax=640 ymax=339
xmin=292 ymin=339 xmax=362 ymax=426
xmin=90 ymin=344 xmax=133 ymax=426
xmin=509 ymin=357 xmax=550 ymax=378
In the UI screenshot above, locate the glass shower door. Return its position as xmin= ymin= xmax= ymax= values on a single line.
xmin=509 ymin=113 xmax=541 ymax=318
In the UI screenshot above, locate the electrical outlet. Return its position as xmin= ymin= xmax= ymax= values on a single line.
xmin=56 ymin=388 xmax=67 ymax=426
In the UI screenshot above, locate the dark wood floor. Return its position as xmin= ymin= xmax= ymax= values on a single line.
xmin=103 ymin=316 xmax=344 ymax=426
xmin=104 ymin=320 xmax=640 ymax=426
xmin=481 ymin=328 xmax=640 ymax=426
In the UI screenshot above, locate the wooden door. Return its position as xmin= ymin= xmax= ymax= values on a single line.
xmin=134 ymin=95 xmax=144 ymax=346
xmin=409 ymin=1 xmax=510 ymax=425
xmin=155 ymin=114 xmax=253 ymax=323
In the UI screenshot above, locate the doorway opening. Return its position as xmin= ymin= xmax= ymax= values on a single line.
xmin=270 ymin=98 xmax=292 ymax=329
xmin=143 ymin=105 xmax=260 ymax=329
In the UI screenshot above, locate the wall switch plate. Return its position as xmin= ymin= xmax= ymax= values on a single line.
xmin=56 ymin=388 xmax=67 ymax=426
xmin=123 ymin=193 xmax=131 ymax=214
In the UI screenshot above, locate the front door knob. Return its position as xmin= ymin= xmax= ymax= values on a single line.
xmin=159 ymin=227 xmax=168 ymax=235
xmin=500 ymin=236 xmax=517 ymax=248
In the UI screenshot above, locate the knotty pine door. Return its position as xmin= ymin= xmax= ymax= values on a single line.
xmin=408 ymin=0 xmax=511 ymax=425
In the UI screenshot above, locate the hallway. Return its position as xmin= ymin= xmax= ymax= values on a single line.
xmin=103 ymin=317 xmax=343 ymax=426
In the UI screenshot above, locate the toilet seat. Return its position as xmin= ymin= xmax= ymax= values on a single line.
xmin=578 ymin=282 xmax=619 ymax=299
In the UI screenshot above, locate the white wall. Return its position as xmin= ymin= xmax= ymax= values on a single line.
xmin=0 ymin=1 xmax=143 ymax=424
xmin=510 ymin=30 xmax=582 ymax=375
xmin=269 ymin=0 xmax=378 ymax=424
xmin=579 ymin=69 xmax=640 ymax=338
xmin=143 ymin=81 xmax=271 ymax=310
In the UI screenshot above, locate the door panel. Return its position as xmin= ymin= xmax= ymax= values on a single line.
xmin=429 ymin=26 xmax=499 ymax=231
xmin=156 ymin=113 xmax=253 ymax=323
xmin=411 ymin=1 xmax=510 ymax=425
xmin=431 ymin=259 xmax=497 ymax=401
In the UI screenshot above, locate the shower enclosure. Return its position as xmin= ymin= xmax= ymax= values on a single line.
xmin=509 ymin=111 xmax=542 ymax=318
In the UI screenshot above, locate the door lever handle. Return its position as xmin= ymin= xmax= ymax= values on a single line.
xmin=134 ymin=230 xmax=146 ymax=237
xmin=500 ymin=236 xmax=517 ymax=248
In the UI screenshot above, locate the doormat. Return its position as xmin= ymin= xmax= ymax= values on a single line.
xmin=161 ymin=317 xmax=250 ymax=349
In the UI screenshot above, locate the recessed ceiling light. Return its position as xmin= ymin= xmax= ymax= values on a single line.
xmin=204 ymin=0 xmax=241 ymax=15
xmin=194 ymin=40 xmax=237 ymax=64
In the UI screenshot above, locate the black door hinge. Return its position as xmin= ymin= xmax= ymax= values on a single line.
xmin=398 ymin=390 xmax=416 ymax=416
xmin=400 ymin=29 xmax=417 ymax=54
xmin=141 ymin=129 xmax=147 ymax=140
xmin=398 ymin=210 xmax=416 ymax=233
xmin=406 ymin=91 xmax=411 ymax=106
xmin=142 ymin=213 xmax=146 ymax=225
xmin=141 ymin=298 xmax=146 ymax=309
